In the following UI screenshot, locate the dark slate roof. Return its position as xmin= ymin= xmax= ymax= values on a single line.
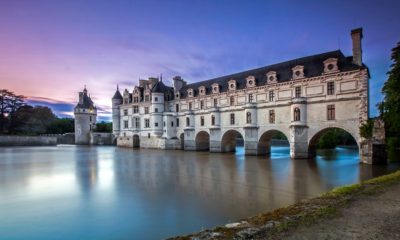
xmin=76 ymin=92 xmax=96 ymax=109
xmin=112 ymin=89 xmax=123 ymax=100
xmin=178 ymin=50 xmax=365 ymax=98
xmin=152 ymin=80 xmax=171 ymax=93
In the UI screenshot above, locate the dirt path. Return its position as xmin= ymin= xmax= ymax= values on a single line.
xmin=280 ymin=183 xmax=400 ymax=240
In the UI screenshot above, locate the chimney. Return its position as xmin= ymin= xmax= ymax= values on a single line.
xmin=351 ymin=28 xmax=363 ymax=66
xmin=79 ymin=92 xmax=83 ymax=104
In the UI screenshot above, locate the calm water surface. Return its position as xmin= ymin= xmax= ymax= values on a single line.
xmin=0 ymin=145 xmax=398 ymax=239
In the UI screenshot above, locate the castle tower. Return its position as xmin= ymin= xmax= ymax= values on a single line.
xmin=112 ymin=85 xmax=123 ymax=136
xmin=150 ymin=80 xmax=166 ymax=137
xmin=74 ymin=87 xmax=97 ymax=145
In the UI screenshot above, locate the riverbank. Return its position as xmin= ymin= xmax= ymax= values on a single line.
xmin=170 ymin=170 xmax=400 ymax=239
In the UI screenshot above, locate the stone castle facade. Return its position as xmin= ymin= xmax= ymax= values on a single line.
xmin=74 ymin=87 xmax=97 ymax=144
xmin=112 ymin=28 xmax=369 ymax=161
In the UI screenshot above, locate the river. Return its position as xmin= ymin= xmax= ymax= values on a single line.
xmin=0 ymin=145 xmax=398 ymax=239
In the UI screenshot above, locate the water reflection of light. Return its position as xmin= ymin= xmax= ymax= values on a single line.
xmin=28 ymin=173 xmax=76 ymax=197
xmin=270 ymin=146 xmax=290 ymax=159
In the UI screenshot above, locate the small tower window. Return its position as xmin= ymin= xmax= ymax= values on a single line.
xmin=294 ymin=108 xmax=301 ymax=121
xmin=246 ymin=112 xmax=252 ymax=124
xmin=269 ymin=110 xmax=275 ymax=124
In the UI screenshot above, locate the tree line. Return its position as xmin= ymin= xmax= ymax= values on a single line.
xmin=0 ymin=90 xmax=111 ymax=135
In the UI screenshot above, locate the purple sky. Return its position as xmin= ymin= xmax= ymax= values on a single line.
xmin=1 ymin=0 xmax=399 ymax=121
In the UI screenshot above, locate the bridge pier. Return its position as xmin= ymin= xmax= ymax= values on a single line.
xmin=289 ymin=124 xmax=310 ymax=159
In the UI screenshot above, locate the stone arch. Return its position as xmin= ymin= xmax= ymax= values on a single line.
xmin=257 ymin=129 xmax=289 ymax=155
xmin=308 ymin=127 xmax=358 ymax=158
xmin=179 ymin=133 xmax=185 ymax=150
xmin=132 ymin=134 xmax=140 ymax=148
xmin=195 ymin=131 xmax=210 ymax=151
xmin=221 ymin=129 xmax=244 ymax=153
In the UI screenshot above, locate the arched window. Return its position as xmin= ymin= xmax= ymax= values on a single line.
xmin=246 ymin=112 xmax=252 ymax=124
xmin=294 ymin=108 xmax=301 ymax=121
xmin=186 ymin=117 xmax=190 ymax=126
xmin=211 ymin=115 xmax=215 ymax=126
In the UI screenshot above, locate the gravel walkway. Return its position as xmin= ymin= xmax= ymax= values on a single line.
xmin=280 ymin=184 xmax=400 ymax=240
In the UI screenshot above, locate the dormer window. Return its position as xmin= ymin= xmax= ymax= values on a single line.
xmin=246 ymin=75 xmax=256 ymax=88
xmin=187 ymin=88 xmax=194 ymax=97
xmin=198 ymin=86 xmax=206 ymax=96
xmin=323 ymin=58 xmax=339 ymax=73
xmin=292 ymin=65 xmax=304 ymax=80
xmin=266 ymin=71 xmax=277 ymax=84
xmin=228 ymin=79 xmax=236 ymax=91
xmin=212 ymin=83 xmax=219 ymax=94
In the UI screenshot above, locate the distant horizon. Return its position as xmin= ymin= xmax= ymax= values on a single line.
xmin=1 ymin=0 xmax=399 ymax=121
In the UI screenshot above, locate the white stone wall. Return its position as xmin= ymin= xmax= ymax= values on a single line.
xmin=115 ymin=69 xmax=368 ymax=161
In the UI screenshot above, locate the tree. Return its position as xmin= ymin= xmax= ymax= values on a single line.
xmin=10 ymin=105 xmax=56 ymax=135
xmin=0 ymin=89 xmax=25 ymax=133
xmin=46 ymin=118 xmax=75 ymax=134
xmin=381 ymin=42 xmax=400 ymax=138
xmin=96 ymin=121 xmax=112 ymax=133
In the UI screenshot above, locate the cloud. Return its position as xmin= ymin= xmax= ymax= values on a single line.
xmin=27 ymin=96 xmax=75 ymax=118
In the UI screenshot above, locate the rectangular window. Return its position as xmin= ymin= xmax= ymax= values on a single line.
xmin=230 ymin=113 xmax=235 ymax=125
xmin=89 ymin=116 xmax=92 ymax=122
xmin=269 ymin=91 xmax=275 ymax=102
xmin=200 ymin=100 xmax=204 ymax=109
xmin=211 ymin=115 xmax=215 ymax=126
xmin=327 ymin=104 xmax=335 ymax=120
xmin=145 ymin=107 xmax=149 ymax=114
xmin=327 ymin=82 xmax=335 ymax=95
xmin=269 ymin=110 xmax=275 ymax=124
xmin=230 ymin=96 xmax=235 ymax=106
xmin=145 ymin=95 xmax=150 ymax=101
xmin=124 ymin=120 xmax=128 ymax=129
xmin=154 ymin=97 xmax=158 ymax=102
xmin=133 ymin=106 xmax=139 ymax=113
xmin=155 ymin=108 xmax=158 ymax=113
xmin=200 ymin=116 xmax=204 ymax=126
xmin=175 ymin=104 xmax=179 ymax=112
xmin=135 ymin=118 xmax=140 ymax=128
xmin=213 ymin=98 xmax=218 ymax=107
xmin=163 ymin=121 xmax=165 ymax=127
xmin=124 ymin=109 xmax=128 ymax=116
xmin=133 ymin=97 xmax=139 ymax=103
xmin=155 ymin=122 xmax=158 ymax=127
xmin=189 ymin=102 xmax=192 ymax=110
xmin=176 ymin=118 xmax=179 ymax=127
xmin=145 ymin=119 xmax=150 ymax=128
xmin=248 ymin=94 xmax=253 ymax=103
xmin=171 ymin=121 xmax=174 ymax=127
xmin=295 ymin=86 xmax=301 ymax=98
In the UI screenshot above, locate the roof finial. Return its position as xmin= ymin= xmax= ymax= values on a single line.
xmin=117 ymin=84 xmax=119 ymax=91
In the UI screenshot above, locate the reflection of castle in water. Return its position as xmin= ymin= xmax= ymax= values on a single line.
xmin=74 ymin=147 xmax=98 ymax=193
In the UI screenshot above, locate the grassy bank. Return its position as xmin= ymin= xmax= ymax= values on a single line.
xmin=170 ymin=170 xmax=400 ymax=240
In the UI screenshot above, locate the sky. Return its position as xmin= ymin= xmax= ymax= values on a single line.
xmin=0 ymin=0 xmax=399 ymax=121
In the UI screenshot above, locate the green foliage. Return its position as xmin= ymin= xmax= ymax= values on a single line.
xmin=46 ymin=118 xmax=74 ymax=134
xmin=387 ymin=137 xmax=400 ymax=163
xmin=382 ymin=42 xmax=400 ymax=140
xmin=0 ymin=89 xmax=25 ymax=133
xmin=271 ymin=131 xmax=287 ymax=140
xmin=96 ymin=121 xmax=112 ymax=133
xmin=316 ymin=128 xmax=356 ymax=149
xmin=360 ymin=119 xmax=374 ymax=139
xmin=9 ymin=105 xmax=57 ymax=135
